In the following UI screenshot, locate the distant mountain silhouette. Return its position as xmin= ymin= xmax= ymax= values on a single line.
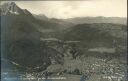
xmin=63 ymin=16 xmax=127 ymax=25
xmin=34 ymin=14 xmax=74 ymax=29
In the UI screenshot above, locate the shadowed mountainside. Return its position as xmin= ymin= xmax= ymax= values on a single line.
xmin=1 ymin=2 xmax=63 ymax=71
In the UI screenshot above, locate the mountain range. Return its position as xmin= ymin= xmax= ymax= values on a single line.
xmin=0 ymin=2 xmax=127 ymax=73
xmin=63 ymin=16 xmax=127 ymax=25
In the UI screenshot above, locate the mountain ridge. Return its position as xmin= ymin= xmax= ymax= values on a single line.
xmin=0 ymin=2 xmax=32 ymax=16
xmin=62 ymin=16 xmax=127 ymax=25
xmin=1 ymin=2 xmax=127 ymax=75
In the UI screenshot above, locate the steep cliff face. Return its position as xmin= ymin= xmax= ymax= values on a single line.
xmin=1 ymin=2 xmax=32 ymax=16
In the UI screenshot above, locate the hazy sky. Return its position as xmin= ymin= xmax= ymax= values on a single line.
xmin=3 ymin=0 xmax=127 ymax=19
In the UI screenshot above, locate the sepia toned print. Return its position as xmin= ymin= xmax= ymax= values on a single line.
xmin=1 ymin=0 xmax=127 ymax=81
